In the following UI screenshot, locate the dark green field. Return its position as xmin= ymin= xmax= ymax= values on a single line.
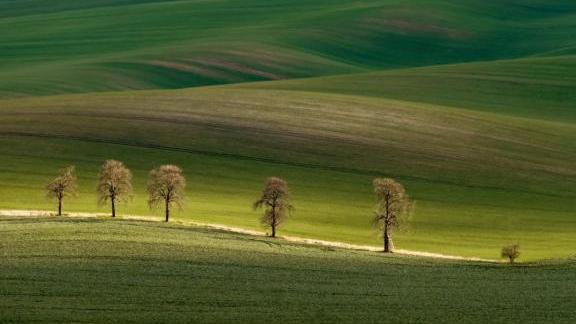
xmin=2 ymin=0 xmax=576 ymax=97
xmin=1 ymin=216 xmax=575 ymax=323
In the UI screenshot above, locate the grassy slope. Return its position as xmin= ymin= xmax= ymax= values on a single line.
xmin=239 ymin=55 xmax=576 ymax=122
xmin=1 ymin=0 xmax=576 ymax=97
xmin=1 ymin=217 xmax=575 ymax=323
xmin=0 ymin=0 xmax=575 ymax=261
xmin=1 ymin=55 xmax=575 ymax=260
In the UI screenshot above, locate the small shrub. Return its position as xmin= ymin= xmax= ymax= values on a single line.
xmin=501 ymin=244 xmax=520 ymax=264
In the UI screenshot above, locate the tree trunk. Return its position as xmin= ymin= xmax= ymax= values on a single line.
xmin=58 ymin=198 xmax=62 ymax=216
xmin=165 ymin=198 xmax=170 ymax=222
xmin=270 ymin=200 xmax=277 ymax=238
xmin=383 ymin=193 xmax=392 ymax=253
xmin=271 ymin=207 xmax=276 ymax=237
xmin=383 ymin=225 xmax=391 ymax=253
xmin=111 ymin=197 xmax=116 ymax=218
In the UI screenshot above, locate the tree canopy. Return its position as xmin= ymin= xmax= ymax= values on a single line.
xmin=147 ymin=164 xmax=186 ymax=222
xmin=254 ymin=177 xmax=293 ymax=238
xmin=97 ymin=160 xmax=133 ymax=218
xmin=372 ymin=178 xmax=412 ymax=253
xmin=46 ymin=166 xmax=78 ymax=216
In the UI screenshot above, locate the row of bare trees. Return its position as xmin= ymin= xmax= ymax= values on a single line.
xmin=47 ymin=160 xmax=186 ymax=222
xmin=47 ymin=164 xmax=523 ymax=261
xmin=253 ymin=177 xmax=413 ymax=251
xmin=255 ymin=178 xmax=519 ymax=262
xmin=47 ymin=160 xmax=414 ymax=252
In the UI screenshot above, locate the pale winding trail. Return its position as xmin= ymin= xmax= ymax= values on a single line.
xmin=0 ymin=209 xmax=496 ymax=263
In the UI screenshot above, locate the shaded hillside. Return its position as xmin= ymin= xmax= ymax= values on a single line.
xmin=1 ymin=0 xmax=576 ymax=97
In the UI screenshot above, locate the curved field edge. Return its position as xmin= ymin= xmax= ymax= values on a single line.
xmin=236 ymin=55 xmax=576 ymax=123
xmin=0 ymin=216 xmax=575 ymax=323
xmin=0 ymin=86 xmax=574 ymax=261
xmin=0 ymin=210 xmax=497 ymax=262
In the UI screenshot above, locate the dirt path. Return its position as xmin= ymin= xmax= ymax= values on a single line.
xmin=0 ymin=209 xmax=496 ymax=262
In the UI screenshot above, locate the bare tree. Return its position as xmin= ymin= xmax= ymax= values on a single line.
xmin=97 ymin=160 xmax=133 ymax=218
xmin=372 ymin=178 xmax=412 ymax=253
xmin=46 ymin=166 xmax=78 ymax=216
xmin=501 ymin=244 xmax=520 ymax=264
xmin=253 ymin=177 xmax=293 ymax=238
xmin=147 ymin=165 xmax=186 ymax=222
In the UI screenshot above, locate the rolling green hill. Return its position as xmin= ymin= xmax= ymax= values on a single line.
xmin=1 ymin=55 xmax=575 ymax=260
xmin=1 ymin=216 xmax=575 ymax=323
xmin=240 ymin=55 xmax=576 ymax=122
xmin=0 ymin=0 xmax=575 ymax=262
xmin=1 ymin=0 xmax=576 ymax=97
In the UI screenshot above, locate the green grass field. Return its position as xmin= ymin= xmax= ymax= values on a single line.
xmin=1 ymin=216 xmax=575 ymax=323
xmin=2 ymin=1 xmax=576 ymax=321
xmin=2 ymin=0 xmax=576 ymax=97
xmin=1 ymin=65 xmax=575 ymax=260
xmin=242 ymin=55 xmax=576 ymax=122
xmin=1 ymin=0 xmax=576 ymax=262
